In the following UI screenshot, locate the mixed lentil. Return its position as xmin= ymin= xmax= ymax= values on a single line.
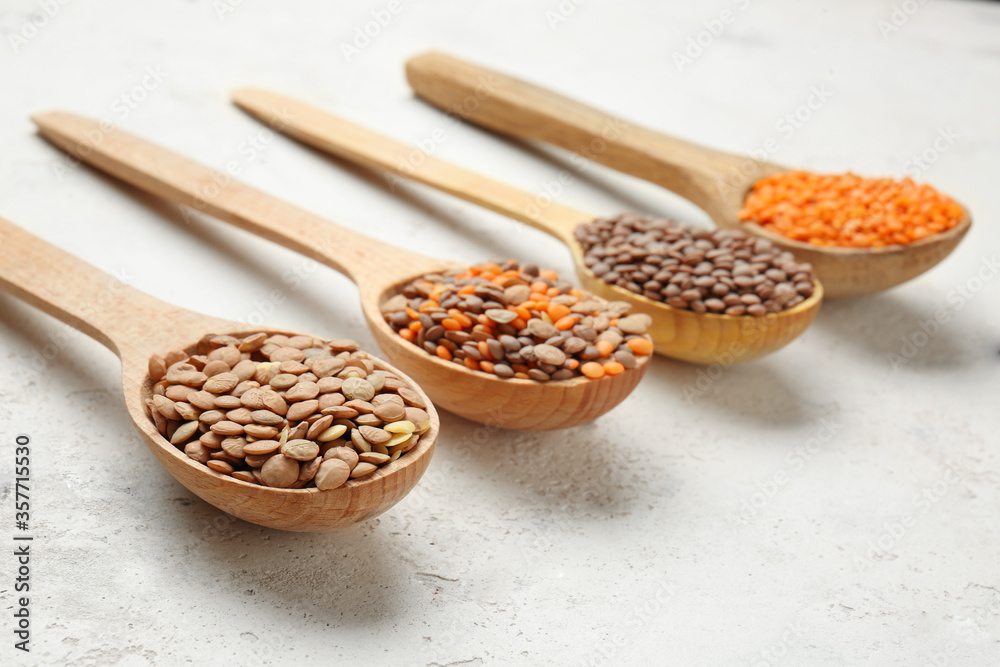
xmin=382 ymin=260 xmax=654 ymax=381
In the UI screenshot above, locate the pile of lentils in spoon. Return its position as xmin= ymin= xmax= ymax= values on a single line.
xmin=146 ymin=333 xmax=431 ymax=490
xmin=382 ymin=260 xmax=654 ymax=381
xmin=576 ymin=213 xmax=817 ymax=316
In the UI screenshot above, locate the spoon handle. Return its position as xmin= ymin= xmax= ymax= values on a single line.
xmin=232 ymin=88 xmax=590 ymax=247
xmin=406 ymin=52 xmax=772 ymax=225
xmin=0 ymin=216 xmax=200 ymax=356
xmin=31 ymin=112 xmax=432 ymax=292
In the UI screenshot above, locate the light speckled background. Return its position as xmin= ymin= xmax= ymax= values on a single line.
xmin=0 ymin=0 xmax=997 ymax=665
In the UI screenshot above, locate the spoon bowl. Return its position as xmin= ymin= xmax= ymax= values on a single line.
xmin=231 ymin=89 xmax=822 ymax=363
xmin=404 ymin=52 xmax=972 ymax=299
xmin=0 ymin=217 xmax=437 ymax=531
xmin=32 ymin=111 xmax=648 ymax=428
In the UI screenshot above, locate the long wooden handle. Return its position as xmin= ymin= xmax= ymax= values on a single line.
xmin=406 ymin=52 xmax=768 ymax=225
xmin=32 ymin=111 xmax=430 ymax=291
xmin=232 ymin=88 xmax=591 ymax=246
xmin=0 ymin=216 xmax=188 ymax=354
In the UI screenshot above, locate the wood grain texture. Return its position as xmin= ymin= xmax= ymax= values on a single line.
xmin=230 ymin=89 xmax=822 ymax=363
xmin=0 ymin=216 xmax=438 ymax=531
xmin=405 ymin=52 xmax=972 ymax=299
xmin=32 ymin=111 xmax=648 ymax=427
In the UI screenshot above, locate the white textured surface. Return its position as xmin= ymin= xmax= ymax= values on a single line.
xmin=1 ymin=0 xmax=998 ymax=665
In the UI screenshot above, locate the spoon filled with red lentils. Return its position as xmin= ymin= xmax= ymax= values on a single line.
xmin=403 ymin=52 xmax=971 ymax=299
xmin=230 ymin=88 xmax=823 ymax=365
xmin=32 ymin=111 xmax=651 ymax=430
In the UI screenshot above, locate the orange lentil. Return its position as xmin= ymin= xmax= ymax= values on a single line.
xmin=405 ymin=307 xmax=420 ymax=319
xmin=511 ymin=317 xmax=527 ymax=330
xmin=530 ymin=281 xmax=549 ymax=294
xmin=581 ymin=362 xmax=605 ymax=379
xmin=511 ymin=363 xmax=530 ymax=374
xmin=628 ymin=338 xmax=654 ymax=356
xmin=547 ymin=303 xmax=572 ymax=321
xmin=478 ymin=340 xmax=493 ymax=360
xmin=538 ymin=269 xmax=559 ymax=281
xmin=408 ymin=321 xmax=423 ymax=332
xmin=603 ymin=361 xmax=625 ymax=376
xmin=513 ymin=372 xmax=531 ymax=380
xmin=463 ymin=357 xmax=480 ymax=371
xmin=441 ymin=318 xmax=462 ymax=331
xmin=399 ymin=328 xmax=415 ymax=342
xmin=448 ymin=309 xmax=473 ymax=328
xmin=596 ymin=340 xmax=615 ymax=357
xmin=511 ymin=305 xmax=531 ymax=321
xmin=458 ymin=285 xmax=476 ymax=295
xmin=565 ymin=359 xmax=579 ymax=370
xmin=435 ymin=345 xmax=452 ymax=361
xmin=740 ymin=170 xmax=964 ymax=248
xmin=555 ymin=315 xmax=579 ymax=330
xmin=480 ymin=360 xmax=495 ymax=374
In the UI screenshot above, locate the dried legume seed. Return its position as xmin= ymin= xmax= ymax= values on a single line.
xmin=741 ymin=170 xmax=964 ymax=247
xmin=383 ymin=259 xmax=653 ymax=381
xmin=315 ymin=459 xmax=351 ymax=490
xmin=145 ymin=332 xmax=428 ymax=490
xmin=576 ymin=213 xmax=816 ymax=315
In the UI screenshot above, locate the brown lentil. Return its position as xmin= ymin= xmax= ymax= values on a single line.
xmin=575 ymin=213 xmax=817 ymax=316
xmin=144 ymin=332 xmax=431 ymax=491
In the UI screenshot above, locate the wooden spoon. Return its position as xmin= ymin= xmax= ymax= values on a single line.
xmin=404 ymin=52 xmax=972 ymax=299
xmin=230 ymin=88 xmax=822 ymax=364
xmin=0 ymin=216 xmax=437 ymax=531
xmin=32 ymin=111 xmax=647 ymax=429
